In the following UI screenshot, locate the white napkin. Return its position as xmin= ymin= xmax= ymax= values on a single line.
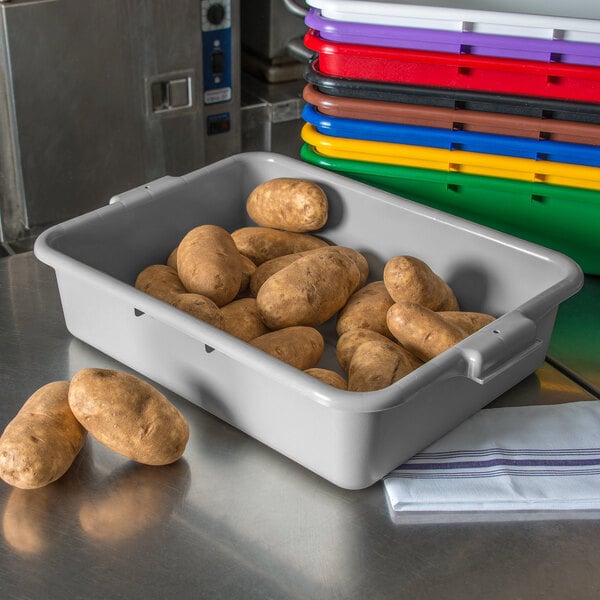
xmin=384 ymin=401 xmax=600 ymax=519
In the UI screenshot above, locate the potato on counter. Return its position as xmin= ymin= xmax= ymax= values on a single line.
xmin=246 ymin=178 xmax=329 ymax=233
xmin=68 ymin=369 xmax=189 ymax=466
xmin=0 ymin=381 xmax=87 ymax=489
xmin=383 ymin=255 xmax=459 ymax=311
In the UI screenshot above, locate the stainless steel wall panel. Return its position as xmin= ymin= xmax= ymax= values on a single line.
xmin=0 ymin=0 xmax=241 ymax=242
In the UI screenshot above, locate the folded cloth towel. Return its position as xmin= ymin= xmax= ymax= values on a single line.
xmin=384 ymin=401 xmax=600 ymax=515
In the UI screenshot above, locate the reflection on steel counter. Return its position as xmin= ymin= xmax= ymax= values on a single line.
xmin=1 ymin=252 xmax=600 ymax=599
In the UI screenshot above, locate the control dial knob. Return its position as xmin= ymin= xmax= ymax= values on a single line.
xmin=207 ymin=3 xmax=226 ymax=25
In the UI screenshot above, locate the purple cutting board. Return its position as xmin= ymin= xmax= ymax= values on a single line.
xmin=306 ymin=8 xmax=600 ymax=66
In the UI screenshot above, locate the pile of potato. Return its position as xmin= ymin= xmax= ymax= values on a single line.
xmin=0 ymin=177 xmax=496 ymax=491
xmin=0 ymin=369 xmax=189 ymax=490
xmin=135 ymin=177 xmax=495 ymax=392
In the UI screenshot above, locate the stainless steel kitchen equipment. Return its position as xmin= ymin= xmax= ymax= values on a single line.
xmin=241 ymin=0 xmax=310 ymax=82
xmin=240 ymin=1 xmax=311 ymax=161
xmin=0 ymin=0 xmax=241 ymax=246
xmin=241 ymin=72 xmax=306 ymax=159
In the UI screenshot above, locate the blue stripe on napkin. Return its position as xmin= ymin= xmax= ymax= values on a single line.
xmin=384 ymin=401 xmax=600 ymax=515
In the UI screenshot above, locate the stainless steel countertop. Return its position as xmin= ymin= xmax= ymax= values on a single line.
xmin=1 ymin=252 xmax=599 ymax=600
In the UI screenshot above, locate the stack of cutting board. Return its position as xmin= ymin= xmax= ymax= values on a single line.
xmin=299 ymin=0 xmax=600 ymax=274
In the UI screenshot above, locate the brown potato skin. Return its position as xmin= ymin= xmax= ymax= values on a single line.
xmin=303 ymin=246 xmax=368 ymax=288
xmin=170 ymin=293 xmax=225 ymax=330
xmin=249 ymin=253 xmax=300 ymax=297
xmin=304 ymin=368 xmax=347 ymax=390
xmin=336 ymin=329 xmax=392 ymax=373
xmin=383 ymin=255 xmax=459 ymax=311
xmin=220 ymin=297 xmax=271 ymax=342
xmin=293 ymin=246 xmax=369 ymax=288
xmin=250 ymin=326 xmax=324 ymax=370
xmin=387 ymin=301 xmax=468 ymax=362
xmin=0 ymin=381 xmax=87 ymax=489
xmin=231 ymin=226 xmax=329 ymax=265
xmin=166 ymin=246 xmax=178 ymax=270
xmin=135 ymin=264 xmax=187 ymax=304
xmin=177 ymin=224 xmax=243 ymax=306
xmin=239 ymin=254 xmax=257 ymax=295
xmin=348 ymin=339 xmax=422 ymax=392
xmin=336 ymin=329 xmax=422 ymax=374
xmin=249 ymin=245 xmax=368 ymax=297
xmin=336 ymin=280 xmax=395 ymax=339
xmin=68 ymin=369 xmax=189 ymax=466
xmin=256 ymin=249 xmax=361 ymax=329
xmin=246 ymin=178 xmax=328 ymax=233
xmin=437 ymin=310 xmax=495 ymax=335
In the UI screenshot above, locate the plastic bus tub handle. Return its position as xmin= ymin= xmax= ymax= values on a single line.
xmin=460 ymin=311 xmax=542 ymax=385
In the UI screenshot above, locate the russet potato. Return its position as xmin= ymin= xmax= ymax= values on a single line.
xmin=177 ymin=224 xmax=244 ymax=306
xmin=256 ymin=248 xmax=361 ymax=329
xmin=336 ymin=329 xmax=422 ymax=374
xmin=304 ymin=368 xmax=347 ymax=390
xmin=246 ymin=177 xmax=328 ymax=233
xmin=250 ymin=326 xmax=324 ymax=370
xmin=0 ymin=381 xmax=86 ymax=489
xmin=135 ymin=264 xmax=187 ymax=304
xmin=169 ymin=293 xmax=225 ymax=330
xmin=387 ymin=301 xmax=468 ymax=362
xmin=383 ymin=255 xmax=459 ymax=311
xmin=437 ymin=310 xmax=495 ymax=335
xmin=336 ymin=280 xmax=395 ymax=339
xmin=220 ymin=297 xmax=271 ymax=342
xmin=250 ymin=245 xmax=368 ymax=297
xmin=348 ymin=339 xmax=422 ymax=392
xmin=231 ymin=226 xmax=329 ymax=265
xmin=68 ymin=369 xmax=189 ymax=466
